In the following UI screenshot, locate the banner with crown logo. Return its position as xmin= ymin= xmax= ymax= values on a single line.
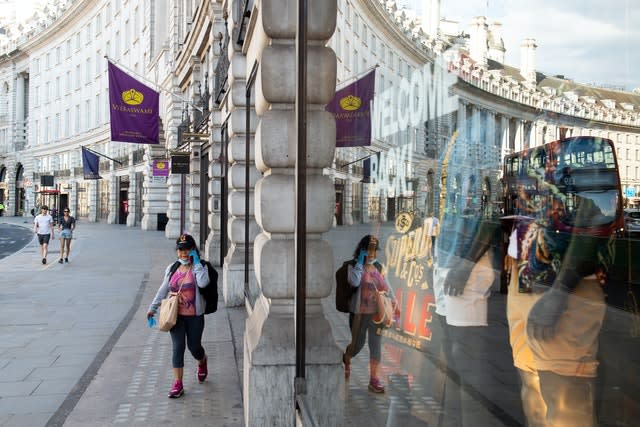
xmin=108 ymin=61 xmax=160 ymax=144
xmin=325 ymin=69 xmax=375 ymax=147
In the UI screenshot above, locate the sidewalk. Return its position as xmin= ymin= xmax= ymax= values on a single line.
xmin=0 ymin=217 xmax=245 ymax=427
xmin=0 ymin=216 xmax=523 ymax=426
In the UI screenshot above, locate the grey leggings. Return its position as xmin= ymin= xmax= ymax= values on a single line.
xmin=169 ymin=314 xmax=205 ymax=368
xmin=346 ymin=313 xmax=381 ymax=362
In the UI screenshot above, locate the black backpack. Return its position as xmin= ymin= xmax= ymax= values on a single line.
xmin=169 ymin=260 xmax=219 ymax=314
xmin=335 ymin=260 xmax=384 ymax=313
xmin=335 ymin=260 xmax=356 ymax=313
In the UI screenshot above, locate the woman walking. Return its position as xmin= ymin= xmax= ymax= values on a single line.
xmin=147 ymin=234 xmax=210 ymax=398
xmin=343 ymin=234 xmax=398 ymax=393
xmin=58 ymin=208 xmax=76 ymax=263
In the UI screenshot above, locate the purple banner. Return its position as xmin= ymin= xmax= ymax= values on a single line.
xmin=81 ymin=147 xmax=102 ymax=180
xmin=108 ymin=61 xmax=160 ymax=144
xmin=153 ymin=159 xmax=170 ymax=177
xmin=325 ymin=69 xmax=375 ymax=147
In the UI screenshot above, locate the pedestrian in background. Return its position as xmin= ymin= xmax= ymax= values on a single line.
xmin=33 ymin=205 xmax=54 ymax=264
xmin=343 ymin=234 xmax=399 ymax=393
xmin=147 ymin=234 xmax=210 ymax=398
xmin=0 ymin=200 xmax=5 ymax=216
xmin=58 ymin=208 xmax=76 ymax=263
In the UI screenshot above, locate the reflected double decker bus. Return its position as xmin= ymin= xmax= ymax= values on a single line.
xmin=503 ymin=136 xmax=624 ymax=237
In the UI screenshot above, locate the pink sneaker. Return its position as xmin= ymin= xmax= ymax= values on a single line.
xmin=197 ymin=356 xmax=208 ymax=383
xmin=368 ymin=378 xmax=385 ymax=393
xmin=168 ymin=380 xmax=184 ymax=398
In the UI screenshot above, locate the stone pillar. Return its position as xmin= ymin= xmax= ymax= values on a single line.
xmin=88 ymin=179 xmax=99 ymax=222
xmin=15 ymin=74 xmax=25 ymax=123
xmin=501 ymin=115 xmax=510 ymax=154
xmin=457 ymin=99 xmax=467 ymax=141
xmin=126 ymin=152 xmax=137 ymax=227
xmin=208 ymin=109 xmax=224 ymax=265
xmin=166 ymin=172 xmax=183 ymax=236
xmin=223 ymin=4 xmax=258 ymax=307
xmin=344 ymin=175 xmax=353 ymax=225
xmin=486 ymin=110 xmax=497 ymax=167
xmin=244 ymin=1 xmax=342 ymax=425
xmin=187 ymin=140 xmax=202 ymax=242
xmin=141 ymin=144 xmax=170 ymax=231
xmin=107 ymin=162 xmax=118 ymax=224
xmin=165 ymin=97 xmax=188 ymax=239
xmin=205 ymin=8 xmax=226 ymax=264
xmin=514 ymin=120 xmax=525 ymax=152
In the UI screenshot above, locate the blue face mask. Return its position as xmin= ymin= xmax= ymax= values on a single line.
xmin=178 ymin=258 xmax=190 ymax=265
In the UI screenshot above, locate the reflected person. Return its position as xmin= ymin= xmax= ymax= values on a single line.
xmin=343 ymin=235 xmax=399 ymax=394
xmin=439 ymin=217 xmax=502 ymax=426
xmin=505 ymin=192 xmax=615 ymax=427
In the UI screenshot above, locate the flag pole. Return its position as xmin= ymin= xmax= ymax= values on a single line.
xmin=105 ymin=55 xmax=204 ymax=113
xmin=82 ymin=145 xmax=123 ymax=165
xmin=336 ymin=64 xmax=379 ymax=90
xmin=338 ymin=151 xmax=380 ymax=169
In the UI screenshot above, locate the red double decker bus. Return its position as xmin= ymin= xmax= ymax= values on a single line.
xmin=502 ymin=136 xmax=624 ymax=237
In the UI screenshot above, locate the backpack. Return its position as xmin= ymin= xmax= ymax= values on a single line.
xmin=169 ymin=260 xmax=219 ymax=314
xmin=335 ymin=260 xmax=384 ymax=313
xmin=335 ymin=260 xmax=356 ymax=313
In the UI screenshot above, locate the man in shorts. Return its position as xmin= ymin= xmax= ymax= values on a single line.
xmin=34 ymin=205 xmax=54 ymax=264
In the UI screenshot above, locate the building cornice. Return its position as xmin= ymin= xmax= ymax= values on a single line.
xmin=175 ymin=0 xmax=212 ymax=82
xmin=448 ymin=58 xmax=640 ymax=129
xmin=14 ymin=0 xmax=99 ymax=55
xmin=356 ymin=0 xmax=433 ymax=63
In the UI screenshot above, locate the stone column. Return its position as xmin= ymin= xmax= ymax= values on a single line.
xmin=344 ymin=175 xmax=353 ymax=225
xmin=205 ymin=7 xmax=226 ymax=264
xmin=165 ymin=96 xmax=188 ymax=239
xmin=88 ymin=179 xmax=99 ymax=223
xmin=208 ymin=109 xmax=224 ymax=265
xmin=126 ymin=152 xmax=137 ymax=227
xmin=187 ymin=140 xmax=202 ymax=242
xmin=244 ymin=1 xmax=342 ymax=425
xmin=141 ymin=144 xmax=170 ymax=231
xmin=457 ymin=99 xmax=467 ymax=141
xmin=486 ymin=110 xmax=497 ymax=167
xmin=107 ymin=162 xmax=118 ymax=224
xmin=514 ymin=119 xmax=525 ymax=151
xmin=222 ymin=3 xmax=259 ymax=307
xmin=501 ymin=115 xmax=510 ymax=154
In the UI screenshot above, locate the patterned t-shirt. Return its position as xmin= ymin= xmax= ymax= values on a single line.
xmin=358 ymin=268 xmax=389 ymax=314
xmin=170 ymin=269 xmax=197 ymax=316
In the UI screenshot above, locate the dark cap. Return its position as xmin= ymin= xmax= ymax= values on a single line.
xmin=176 ymin=234 xmax=196 ymax=250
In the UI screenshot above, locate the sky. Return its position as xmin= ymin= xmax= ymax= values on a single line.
xmin=3 ymin=0 xmax=639 ymax=92
xmin=401 ymin=0 xmax=640 ymax=92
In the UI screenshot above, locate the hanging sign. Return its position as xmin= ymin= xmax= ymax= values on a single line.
xmin=171 ymin=154 xmax=190 ymax=174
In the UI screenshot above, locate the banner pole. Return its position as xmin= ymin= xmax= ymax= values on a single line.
xmin=82 ymin=146 xmax=123 ymax=165
xmin=104 ymin=55 xmax=204 ymax=113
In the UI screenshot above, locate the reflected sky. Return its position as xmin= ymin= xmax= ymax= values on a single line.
xmin=400 ymin=0 xmax=639 ymax=92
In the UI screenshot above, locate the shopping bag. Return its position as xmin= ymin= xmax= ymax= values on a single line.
xmin=158 ymin=292 xmax=180 ymax=332
xmin=373 ymin=290 xmax=394 ymax=328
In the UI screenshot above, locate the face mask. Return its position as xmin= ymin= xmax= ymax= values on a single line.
xmin=178 ymin=258 xmax=190 ymax=265
xmin=367 ymin=258 xmax=377 ymax=265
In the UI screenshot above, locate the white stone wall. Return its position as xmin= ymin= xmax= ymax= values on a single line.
xmin=242 ymin=0 xmax=342 ymax=424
